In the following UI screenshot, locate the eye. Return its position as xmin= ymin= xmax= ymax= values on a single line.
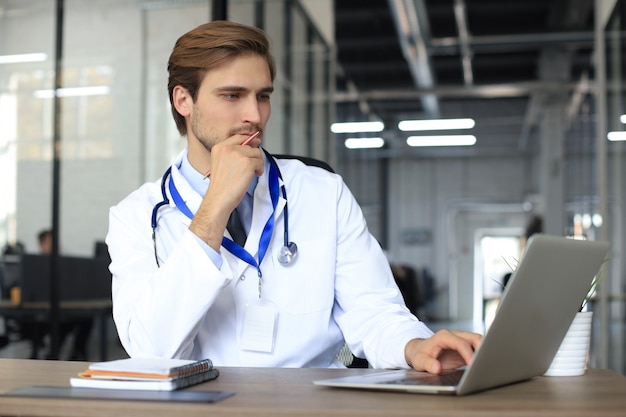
xmin=223 ymin=93 xmax=240 ymax=100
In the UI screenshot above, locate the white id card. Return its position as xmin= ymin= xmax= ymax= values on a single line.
xmin=241 ymin=302 xmax=278 ymax=353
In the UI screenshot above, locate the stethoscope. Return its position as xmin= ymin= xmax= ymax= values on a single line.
xmin=150 ymin=150 xmax=298 ymax=268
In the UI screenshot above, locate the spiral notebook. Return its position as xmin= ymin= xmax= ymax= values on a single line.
xmin=70 ymin=358 xmax=218 ymax=391
xmin=314 ymin=235 xmax=609 ymax=396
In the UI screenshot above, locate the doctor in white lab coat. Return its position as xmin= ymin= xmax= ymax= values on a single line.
xmin=106 ymin=21 xmax=480 ymax=373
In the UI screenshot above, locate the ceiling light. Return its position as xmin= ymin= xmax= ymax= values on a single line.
xmin=607 ymin=131 xmax=626 ymax=141
xmin=398 ymin=118 xmax=475 ymax=131
xmin=33 ymin=86 xmax=111 ymax=98
xmin=406 ymin=135 xmax=476 ymax=147
xmin=331 ymin=121 xmax=384 ymax=133
xmin=344 ymin=137 xmax=385 ymax=149
xmin=592 ymin=213 xmax=603 ymax=228
xmin=0 ymin=53 xmax=47 ymax=64
xmin=620 ymin=114 xmax=626 ymax=124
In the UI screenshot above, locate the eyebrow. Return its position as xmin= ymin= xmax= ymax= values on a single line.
xmin=215 ymin=86 xmax=274 ymax=94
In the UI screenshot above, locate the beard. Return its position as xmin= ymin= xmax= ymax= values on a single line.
xmin=190 ymin=107 xmax=219 ymax=153
xmin=190 ymin=107 xmax=263 ymax=153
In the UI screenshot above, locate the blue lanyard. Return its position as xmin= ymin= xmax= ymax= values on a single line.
xmin=168 ymin=161 xmax=280 ymax=279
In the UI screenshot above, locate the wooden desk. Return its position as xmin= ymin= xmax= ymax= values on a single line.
xmin=0 ymin=359 xmax=625 ymax=417
xmin=0 ymin=300 xmax=112 ymax=361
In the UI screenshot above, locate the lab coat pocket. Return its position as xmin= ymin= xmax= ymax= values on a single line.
xmin=267 ymin=238 xmax=335 ymax=315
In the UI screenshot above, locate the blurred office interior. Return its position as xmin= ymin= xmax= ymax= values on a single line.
xmin=0 ymin=0 xmax=624 ymax=374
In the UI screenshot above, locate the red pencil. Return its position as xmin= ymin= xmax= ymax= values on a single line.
xmin=203 ymin=131 xmax=261 ymax=180
xmin=240 ymin=130 xmax=260 ymax=146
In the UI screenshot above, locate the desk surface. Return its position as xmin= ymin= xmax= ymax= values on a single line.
xmin=0 ymin=359 xmax=625 ymax=417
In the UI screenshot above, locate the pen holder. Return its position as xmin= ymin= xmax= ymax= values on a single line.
xmin=544 ymin=311 xmax=593 ymax=377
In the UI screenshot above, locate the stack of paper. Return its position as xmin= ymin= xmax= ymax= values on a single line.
xmin=70 ymin=358 xmax=219 ymax=391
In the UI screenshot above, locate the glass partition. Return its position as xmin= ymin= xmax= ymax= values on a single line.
xmin=602 ymin=0 xmax=626 ymax=375
xmin=0 ymin=0 xmax=332 ymax=258
xmin=0 ymin=1 xmax=56 ymax=253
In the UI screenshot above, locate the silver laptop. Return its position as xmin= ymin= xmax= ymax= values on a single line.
xmin=315 ymin=235 xmax=609 ymax=395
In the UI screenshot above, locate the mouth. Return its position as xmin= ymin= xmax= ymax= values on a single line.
xmin=233 ymin=126 xmax=262 ymax=136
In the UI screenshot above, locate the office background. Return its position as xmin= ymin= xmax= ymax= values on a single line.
xmin=0 ymin=0 xmax=624 ymax=374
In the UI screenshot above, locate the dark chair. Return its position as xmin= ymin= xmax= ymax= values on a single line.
xmin=272 ymin=154 xmax=335 ymax=173
xmin=94 ymin=241 xmax=111 ymax=262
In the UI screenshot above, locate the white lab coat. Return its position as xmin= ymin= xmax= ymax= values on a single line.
xmin=106 ymin=149 xmax=433 ymax=368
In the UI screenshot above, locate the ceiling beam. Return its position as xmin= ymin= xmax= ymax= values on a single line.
xmin=453 ymin=0 xmax=473 ymax=86
xmin=517 ymin=0 xmax=594 ymax=151
xmin=430 ymin=31 xmax=595 ymax=54
xmin=334 ymin=80 xmax=594 ymax=102
xmin=387 ymin=0 xmax=440 ymax=117
xmin=337 ymin=31 xmax=596 ymax=52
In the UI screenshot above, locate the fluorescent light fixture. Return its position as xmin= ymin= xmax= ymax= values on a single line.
xmin=33 ymin=86 xmax=111 ymax=98
xmin=620 ymin=114 xmax=626 ymax=124
xmin=592 ymin=213 xmax=603 ymax=228
xmin=0 ymin=53 xmax=47 ymax=64
xmin=331 ymin=121 xmax=384 ymax=133
xmin=607 ymin=131 xmax=626 ymax=141
xmin=406 ymin=135 xmax=476 ymax=147
xmin=344 ymin=137 xmax=385 ymax=149
xmin=398 ymin=118 xmax=475 ymax=131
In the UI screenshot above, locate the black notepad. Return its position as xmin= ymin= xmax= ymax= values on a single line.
xmin=4 ymin=385 xmax=234 ymax=403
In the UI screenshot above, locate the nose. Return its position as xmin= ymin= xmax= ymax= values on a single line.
xmin=241 ymin=96 xmax=262 ymax=125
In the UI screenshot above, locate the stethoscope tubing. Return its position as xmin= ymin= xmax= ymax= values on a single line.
xmin=151 ymin=151 xmax=296 ymax=267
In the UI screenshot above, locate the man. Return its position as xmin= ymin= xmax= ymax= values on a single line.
xmin=37 ymin=229 xmax=53 ymax=255
xmin=106 ymin=21 xmax=480 ymax=373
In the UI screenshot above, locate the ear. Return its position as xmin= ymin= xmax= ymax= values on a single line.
xmin=172 ymin=85 xmax=192 ymax=117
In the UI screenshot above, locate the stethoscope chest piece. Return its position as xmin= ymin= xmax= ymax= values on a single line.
xmin=277 ymin=241 xmax=298 ymax=265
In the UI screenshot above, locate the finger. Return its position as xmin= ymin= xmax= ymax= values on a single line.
xmin=224 ymin=131 xmax=262 ymax=146
xmin=234 ymin=145 xmax=264 ymax=176
xmin=405 ymin=338 xmax=446 ymax=374
xmin=450 ymin=330 xmax=482 ymax=362
xmin=212 ymin=142 xmax=262 ymax=174
xmin=436 ymin=331 xmax=477 ymax=366
xmin=414 ymin=351 xmax=443 ymax=375
xmin=407 ymin=330 xmax=479 ymax=374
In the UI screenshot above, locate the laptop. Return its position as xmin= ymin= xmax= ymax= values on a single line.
xmin=314 ymin=235 xmax=610 ymax=395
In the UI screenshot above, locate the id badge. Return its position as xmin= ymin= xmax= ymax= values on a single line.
xmin=241 ymin=301 xmax=278 ymax=353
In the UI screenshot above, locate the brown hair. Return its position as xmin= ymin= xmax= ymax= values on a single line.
xmin=167 ymin=20 xmax=276 ymax=136
xmin=37 ymin=229 xmax=52 ymax=245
